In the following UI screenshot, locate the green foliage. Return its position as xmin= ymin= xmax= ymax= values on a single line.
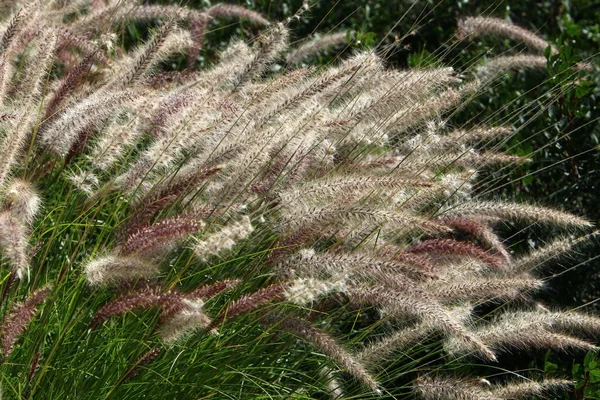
xmin=572 ymin=352 xmax=600 ymax=399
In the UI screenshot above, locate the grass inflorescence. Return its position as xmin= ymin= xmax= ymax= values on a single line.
xmin=0 ymin=1 xmax=597 ymax=399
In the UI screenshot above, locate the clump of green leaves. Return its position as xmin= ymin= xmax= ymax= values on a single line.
xmin=573 ymin=352 xmax=600 ymax=399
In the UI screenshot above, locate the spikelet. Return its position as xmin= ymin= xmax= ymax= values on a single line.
xmin=490 ymin=379 xmax=572 ymax=398
xmin=416 ymin=375 xmax=571 ymax=400
xmin=77 ymin=4 xmax=191 ymax=34
xmin=0 ymin=33 xmax=57 ymax=189
xmin=0 ymin=0 xmax=34 ymax=56
xmin=85 ymin=108 xmax=145 ymax=172
xmin=232 ymin=23 xmax=289 ymax=88
xmin=1 ymin=285 xmax=51 ymax=357
xmin=415 ymin=375 xmax=476 ymax=400
xmin=92 ymin=3 xmax=267 ymax=44
xmin=194 ymin=216 xmax=253 ymax=261
xmin=122 ymin=216 xmax=204 ymax=258
xmin=0 ymin=211 xmax=29 ymax=279
xmin=495 ymin=310 xmax=600 ymax=336
xmin=277 ymin=316 xmax=381 ymax=394
xmin=40 ymin=88 xmax=139 ymax=157
xmin=279 ymin=175 xmax=436 ymax=206
xmin=282 ymin=204 xmax=451 ymax=236
xmin=43 ymin=54 xmax=94 ymax=123
xmin=283 ymin=277 xmax=347 ymax=306
xmin=54 ymin=26 xmax=110 ymax=64
xmin=90 ymin=281 xmax=235 ymax=338
xmin=186 ymin=12 xmax=209 ymax=69
xmin=209 ymin=283 xmax=285 ymax=329
xmin=477 ymin=54 xmax=548 ymax=79
xmin=158 ymin=299 xmax=212 ymax=343
xmin=440 ymin=216 xmax=511 ymax=263
xmin=356 ymin=323 xmax=432 ymax=367
xmin=0 ymin=179 xmax=39 ymax=279
xmin=90 ymin=286 xmax=184 ymax=328
xmin=16 ymin=28 xmax=58 ymax=104
xmin=111 ymin=22 xmax=186 ymax=87
xmin=207 ymin=4 xmax=270 ymax=26
xmin=280 ymin=251 xmax=438 ymax=283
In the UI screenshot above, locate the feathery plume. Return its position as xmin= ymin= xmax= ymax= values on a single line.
xmin=283 ymin=205 xmax=451 ymax=236
xmin=132 ymin=167 xmax=221 ymax=217
xmin=351 ymin=285 xmax=496 ymax=361
xmin=356 ymin=323 xmax=433 ymax=367
xmin=90 ymin=286 xmax=184 ymax=328
xmin=442 ymin=200 xmax=592 ymax=228
xmin=16 ymin=28 xmax=58 ymax=103
xmin=186 ymin=12 xmax=209 ymax=70
xmin=440 ymin=217 xmax=511 ymax=263
xmin=478 ymin=54 xmax=547 ymax=79
xmin=287 ymin=31 xmax=352 ymax=65
xmin=0 ymin=2 xmax=30 ymax=55
xmin=416 ymin=375 xmax=571 ymax=400
xmin=207 ymin=4 xmax=270 ymax=26
xmin=424 ymin=276 xmax=543 ymax=303
xmin=158 ymin=299 xmax=212 ymax=343
xmin=0 ymin=211 xmax=29 ymax=279
xmin=283 ymin=277 xmax=347 ymax=306
xmin=233 ymin=23 xmax=289 ymax=88
xmin=281 ymin=251 xmax=439 ymax=283
xmin=491 ymin=379 xmax=572 ymax=398
xmin=494 ymin=310 xmax=600 ymax=336
xmin=114 ymin=22 xmax=176 ymax=86
xmin=405 ymin=238 xmax=505 ymax=269
xmin=43 ymin=54 xmax=94 ymax=123
xmin=4 ymin=179 xmax=41 ymax=226
xmin=84 ymin=254 xmax=159 ymax=285
xmin=444 ymin=311 xmax=599 ymax=356
xmin=458 ymin=16 xmax=557 ymax=54
xmin=0 ymin=34 xmax=57 ymax=189
xmin=511 ymin=231 xmax=599 ymax=274
xmin=209 ymin=283 xmax=285 ymax=329
xmin=55 ymin=26 xmax=110 ymax=64
xmin=40 ymin=88 xmax=139 ymax=157
xmin=186 ymin=279 xmax=240 ymax=300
